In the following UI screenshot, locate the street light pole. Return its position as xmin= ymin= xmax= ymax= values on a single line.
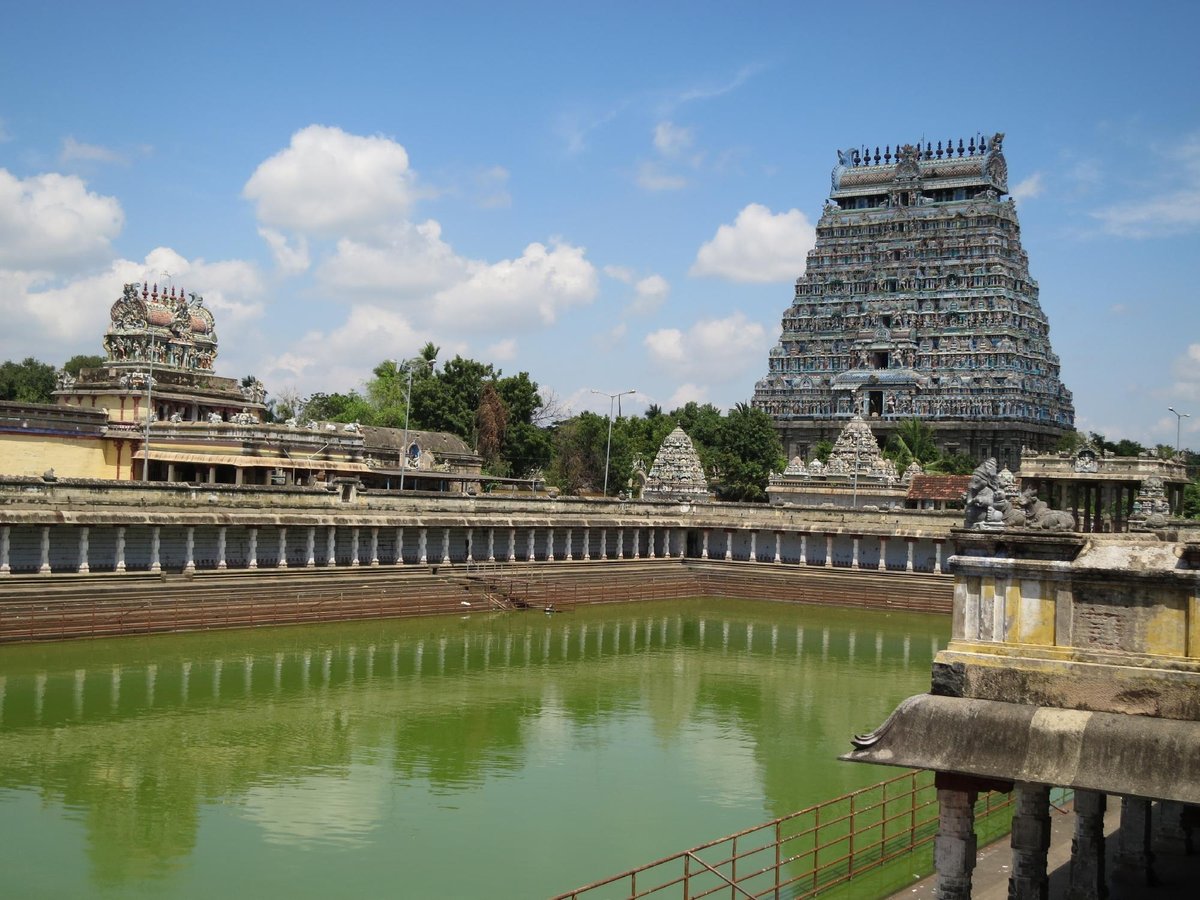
xmin=590 ymin=389 xmax=636 ymax=496
xmin=398 ymin=356 xmax=434 ymax=493
xmin=1168 ymin=406 xmax=1190 ymax=456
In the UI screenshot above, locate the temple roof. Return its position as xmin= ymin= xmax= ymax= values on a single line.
xmin=643 ymin=427 xmax=710 ymax=500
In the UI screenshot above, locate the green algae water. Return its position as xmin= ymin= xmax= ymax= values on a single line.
xmin=0 ymin=598 xmax=947 ymax=898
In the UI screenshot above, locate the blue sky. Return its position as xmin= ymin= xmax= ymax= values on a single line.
xmin=2 ymin=1 xmax=1198 ymax=447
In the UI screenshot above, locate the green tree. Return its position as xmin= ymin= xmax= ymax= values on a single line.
xmin=547 ymin=413 xmax=610 ymax=494
xmin=708 ymin=404 xmax=784 ymax=502
xmin=476 ymin=382 xmax=509 ymax=470
xmin=1185 ymin=480 xmax=1200 ymax=519
xmin=0 ymin=357 xmax=57 ymax=403
xmin=812 ymin=440 xmax=834 ymax=464
xmin=63 ymin=354 xmax=104 ymax=377
xmin=885 ymin=418 xmax=940 ymax=471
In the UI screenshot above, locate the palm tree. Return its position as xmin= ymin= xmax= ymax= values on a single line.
xmin=886 ymin=417 xmax=939 ymax=471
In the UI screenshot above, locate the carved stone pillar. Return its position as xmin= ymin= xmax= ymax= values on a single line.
xmin=546 ymin=528 xmax=554 ymax=562
xmin=878 ymin=537 xmax=888 ymax=571
xmin=724 ymin=530 xmax=732 ymax=561
xmin=508 ymin=528 xmax=516 ymax=562
xmin=616 ymin=528 xmax=624 ymax=560
xmin=1115 ymin=796 xmax=1156 ymax=886
xmin=662 ymin=528 xmax=669 ymax=558
xmin=279 ymin=527 xmax=290 ymax=568
xmin=369 ymin=527 xmax=379 ymax=566
xmin=216 ymin=526 xmax=226 ymax=570
xmin=441 ymin=528 xmax=451 ymax=565
xmin=749 ymin=531 xmax=757 ymax=562
xmin=306 ymin=527 xmax=316 ymax=568
xmin=115 ymin=526 xmax=126 ymax=573
xmin=934 ymin=540 xmax=944 ymax=575
xmin=350 ymin=527 xmax=361 ymax=567
xmin=78 ymin=526 xmax=90 ymax=574
xmin=39 ymin=526 xmax=51 ymax=575
xmin=933 ymin=787 xmax=979 ymax=900
xmin=1154 ymin=800 xmax=1192 ymax=856
xmin=851 ymin=536 xmax=860 ymax=570
xmin=774 ymin=531 xmax=782 ymax=564
xmin=1067 ymin=790 xmax=1107 ymax=900
xmin=799 ymin=533 xmax=807 ymax=565
xmin=327 ymin=525 xmax=337 ymax=566
xmin=701 ymin=530 xmax=709 ymax=559
xmin=467 ymin=528 xmax=475 ymax=564
xmin=564 ymin=528 xmax=572 ymax=561
xmin=184 ymin=526 xmax=195 ymax=573
xmin=825 ymin=534 xmax=833 ymax=568
xmin=418 ymin=527 xmax=428 ymax=565
xmin=1008 ymin=782 xmax=1051 ymax=900
xmin=247 ymin=527 xmax=258 ymax=570
xmin=150 ymin=525 xmax=161 ymax=573
xmin=632 ymin=527 xmax=640 ymax=559
xmin=600 ymin=528 xmax=608 ymax=560
xmin=526 ymin=528 xmax=535 ymax=562
xmin=487 ymin=527 xmax=495 ymax=562
xmin=906 ymin=539 xmax=915 ymax=573
xmin=394 ymin=527 xmax=405 ymax=565
xmin=647 ymin=527 xmax=655 ymax=559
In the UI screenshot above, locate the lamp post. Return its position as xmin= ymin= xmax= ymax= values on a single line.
xmin=142 ymin=334 xmax=156 ymax=482
xmin=1168 ymin=406 xmax=1190 ymax=456
xmin=590 ymin=389 xmax=636 ymax=496
xmin=398 ymin=356 xmax=434 ymax=492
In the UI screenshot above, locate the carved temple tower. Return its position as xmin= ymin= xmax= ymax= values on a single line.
xmin=751 ymin=135 xmax=1074 ymax=470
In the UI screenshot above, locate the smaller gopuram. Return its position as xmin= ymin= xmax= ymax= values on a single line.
xmin=642 ymin=427 xmax=711 ymax=502
xmin=842 ymin=484 xmax=1200 ymax=898
xmin=767 ymin=415 xmax=914 ymax=508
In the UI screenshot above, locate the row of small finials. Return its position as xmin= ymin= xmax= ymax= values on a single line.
xmin=850 ymin=136 xmax=992 ymax=167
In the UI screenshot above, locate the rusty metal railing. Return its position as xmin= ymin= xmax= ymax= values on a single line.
xmin=551 ymin=769 xmax=1016 ymax=900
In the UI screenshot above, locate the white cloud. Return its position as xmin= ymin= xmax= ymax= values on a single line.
xmin=1092 ymin=136 xmax=1200 ymax=237
xmin=429 ymin=240 xmax=598 ymax=330
xmin=644 ymin=311 xmax=770 ymax=381
xmin=667 ymin=382 xmax=708 ymax=408
xmin=1010 ymin=172 xmax=1043 ymax=202
xmin=243 ymin=125 xmax=418 ymax=237
xmin=636 ymin=161 xmax=686 ymax=191
xmin=1169 ymin=343 xmax=1200 ymax=404
xmin=60 ymin=137 xmax=125 ymax=166
xmin=653 ymin=121 xmax=693 ymax=158
xmin=604 ymin=264 xmax=635 ymax=284
xmin=258 ymin=227 xmax=310 ymax=275
xmin=474 ymin=165 xmax=511 ymax=209
xmin=317 ymin=220 xmax=471 ymax=298
xmin=486 ymin=338 xmax=517 ymax=361
xmin=0 ymin=169 xmax=123 ymax=271
xmin=630 ymin=274 xmax=669 ymax=315
xmin=690 ymin=203 xmax=814 ymax=283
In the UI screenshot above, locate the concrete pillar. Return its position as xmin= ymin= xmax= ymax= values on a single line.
xmin=1008 ymin=782 xmax=1052 ymax=900
xmin=369 ymin=527 xmax=379 ymax=566
xmin=1067 ymin=790 xmax=1108 ymax=900
xmin=150 ymin=526 xmax=161 ymax=573
xmin=647 ymin=527 xmax=655 ymax=559
xmin=825 ymin=534 xmax=833 ymax=569
xmin=351 ymin=527 xmax=361 ymax=567
xmin=441 ymin=527 xmax=451 ymax=565
xmin=933 ymin=787 xmax=979 ymax=900
xmin=1116 ymin=796 xmax=1156 ymax=886
xmin=600 ymin=528 xmax=608 ymax=560
xmin=878 ymin=537 xmax=888 ymax=571
xmin=247 ymin=527 xmax=258 ymax=570
xmin=216 ymin=526 xmax=226 ymax=570
xmin=278 ymin=527 xmax=289 ymax=568
xmin=418 ymin=527 xmax=428 ymax=565
xmin=306 ymin=527 xmax=316 ymax=568
xmin=327 ymin=526 xmax=337 ymax=566
xmin=1154 ymin=800 xmax=1192 ymax=856
xmin=184 ymin=526 xmax=195 ymax=573
xmin=934 ymin=540 xmax=944 ymax=575
xmin=774 ymin=531 xmax=782 ymax=564
xmin=487 ymin=527 xmax=495 ymax=562
xmin=800 ymin=533 xmax=808 ymax=565
xmin=701 ymin=530 xmax=709 ymax=559
xmin=906 ymin=539 xmax=915 ymax=573
xmin=724 ymin=530 xmax=732 ymax=561
xmin=167 ymin=463 xmax=176 ymax=483
xmin=851 ymin=536 xmax=860 ymax=570
xmin=526 ymin=528 xmax=535 ymax=562
xmin=546 ymin=528 xmax=553 ymax=562
xmin=78 ymin=526 xmax=90 ymax=574
xmin=508 ymin=527 xmax=516 ymax=562
xmin=207 ymin=465 xmax=216 ymax=484
xmin=115 ymin=526 xmax=126 ymax=573
xmin=631 ymin=528 xmax=640 ymax=559
xmin=616 ymin=528 xmax=624 ymax=560
xmin=235 ymin=467 xmax=244 ymax=486
xmin=39 ymin=526 xmax=51 ymax=575
xmin=582 ymin=527 xmax=590 ymax=561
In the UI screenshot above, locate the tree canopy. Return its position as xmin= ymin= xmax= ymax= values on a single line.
xmin=0 ymin=358 xmax=57 ymax=404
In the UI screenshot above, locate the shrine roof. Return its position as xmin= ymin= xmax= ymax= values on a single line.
xmin=906 ymin=474 xmax=970 ymax=501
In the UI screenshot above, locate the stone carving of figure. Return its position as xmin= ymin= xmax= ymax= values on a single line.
xmin=963 ymin=458 xmax=1009 ymax=529
xmin=1017 ymin=488 xmax=1075 ymax=531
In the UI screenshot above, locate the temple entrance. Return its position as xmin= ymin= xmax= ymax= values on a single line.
xmin=868 ymin=391 xmax=883 ymax=417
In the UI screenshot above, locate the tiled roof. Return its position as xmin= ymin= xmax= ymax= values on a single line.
xmin=906 ymin=474 xmax=971 ymax=501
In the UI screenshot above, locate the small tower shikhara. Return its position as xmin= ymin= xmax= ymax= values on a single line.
xmin=752 ymin=135 xmax=1074 ymax=470
xmin=643 ymin=427 xmax=711 ymax=501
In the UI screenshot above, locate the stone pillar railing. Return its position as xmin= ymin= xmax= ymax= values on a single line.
xmin=78 ymin=526 xmax=90 ymax=574
xmin=116 ymin=526 xmax=126 ymax=573
xmin=184 ymin=526 xmax=195 ymax=573
xmin=351 ymin=527 xmax=361 ymax=567
xmin=279 ymin=527 xmax=290 ymax=568
xmin=326 ymin=526 xmax=337 ymax=566
xmin=247 ymin=527 xmax=258 ymax=570
xmin=370 ymin=527 xmax=379 ymax=566
xmin=306 ymin=527 xmax=316 ymax=568
xmin=1007 ymin=783 xmax=1051 ymax=899
xmin=39 ymin=525 xmax=51 ymax=575
xmin=933 ymin=786 xmax=978 ymax=900
xmin=150 ymin=526 xmax=161 ymax=573
xmin=878 ymin=537 xmax=888 ymax=571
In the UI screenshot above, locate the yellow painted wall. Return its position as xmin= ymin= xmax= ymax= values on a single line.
xmin=0 ymin=433 xmax=112 ymax=478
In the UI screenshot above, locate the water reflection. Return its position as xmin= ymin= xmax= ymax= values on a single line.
xmin=0 ymin=599 xmax=947 ymax=898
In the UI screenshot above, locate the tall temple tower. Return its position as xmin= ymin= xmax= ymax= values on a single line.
xmin=751 ymin=134 xmax=1073 ymax=470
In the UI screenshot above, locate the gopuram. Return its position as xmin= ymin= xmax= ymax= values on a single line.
xmin=752 ymin=134 xmax=1074 ymax=469
xmin=642 ymin=426 xmax=711 ymax=502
